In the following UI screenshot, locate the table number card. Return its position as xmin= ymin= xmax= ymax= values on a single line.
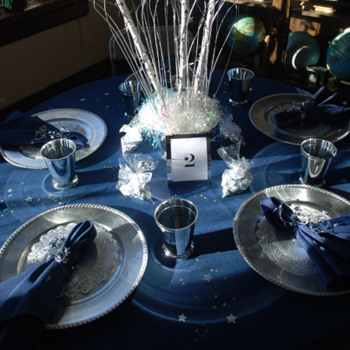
xmin=166 ymin=133 xmax=211 ymax=182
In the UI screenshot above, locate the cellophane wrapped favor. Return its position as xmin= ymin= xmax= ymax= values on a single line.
xmin=116 ymin=154 xmax=158 ymax=201
xmin=120 ymin=124 xmax=143 ymax=154
xmin=218 ymin=142 xmax=253 ymax=198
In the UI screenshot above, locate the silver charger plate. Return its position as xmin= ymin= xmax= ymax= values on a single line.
xmin=249 ymin=93 xmax=350 ymax=145
xmin=233 ymin=184 xmax=350 ymax=296
xmin=0 ymin=108 xmax=108 ymax=169
xmin=0 ymin=204 xmax=148 ymax=328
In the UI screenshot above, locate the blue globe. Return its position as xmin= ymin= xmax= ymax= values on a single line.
xmin=326 ymin=29 xmax=350 ymax=82
xmin=227 ymin=16 xmax=266 ymax=55
xmin=285 ymin=31 xmax=320 ymax=71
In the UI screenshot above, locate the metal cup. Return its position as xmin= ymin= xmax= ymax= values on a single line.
xmin=40 ymin=139 xmax=79 ymax=190
xmin=227 ymin=68 xmax=254 ymax=106
xmin=154 ymin=198 xmax=198 ymax=259
xmin=119 ymin=80 xmax=143 ymax=118
xmin=299 ymin=138 xmax=337 ymax=187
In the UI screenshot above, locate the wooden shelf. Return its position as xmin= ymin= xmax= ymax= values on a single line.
xmin=302 ymin=0 xmax=350 ymax=7
xmin=292 ymin=0 xmax=350 ymax=21
xmin=225 ymin=0 xmax=273 ymax=5
xmin=219 ymin=0 xmax=350 ymax=91
xmin=293 ymin=9 xmax=350 ymax=21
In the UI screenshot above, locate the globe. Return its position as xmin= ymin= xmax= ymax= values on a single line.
xmin=285 ymin=31 xmax=320 ymax=71
xmin=326 ymin=29 xmax=350 ymax=83
xmin=227 ymin=16 xmax=266 ymax=55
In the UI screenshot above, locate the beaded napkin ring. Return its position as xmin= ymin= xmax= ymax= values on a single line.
xmin=31 ymin=124 xmax=67 ymax=144
xmin=43 ymin=237 xmax=71 ymax=264
xmin=273 ymin=201 xmax=332 ymax=235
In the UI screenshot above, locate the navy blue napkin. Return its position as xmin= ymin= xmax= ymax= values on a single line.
xmin=260 ymin=197 xmax=350 ymax=286
xmin=0 ymin=111 xmax=88 ymax=148
xmin=0 ymin=220 xmax=96 ymax=350
xmin=274 ymin=87 xmax=350 ymax=128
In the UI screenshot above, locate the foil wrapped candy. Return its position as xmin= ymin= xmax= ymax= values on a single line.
xmin=218 ymin=143 xmax=253 ymax=198
xmin=116 ymin=154 xmax=158 ymax=201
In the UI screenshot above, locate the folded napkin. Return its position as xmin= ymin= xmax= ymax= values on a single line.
xmin=0 ymin=111 xmax=88 ymax=148
xmin=274 ymin=86 xmax=350 ymax=128
xmin=260 ymin=197 xmax=350 ymax=287
xmin=0 ymin=220 xmax=96 ymax=350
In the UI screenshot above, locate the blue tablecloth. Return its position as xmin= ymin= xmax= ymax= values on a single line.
xmin=1 ymin=71 xmax=350 ymax=350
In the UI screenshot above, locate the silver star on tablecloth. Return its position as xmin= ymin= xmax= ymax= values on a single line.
xmin=226 ymin=314 xmax=237 ymax=324
xmin=203 ymin=274 xmax=213 ymax=282
xmin=178 ymin=314 xmax=187 ymax=322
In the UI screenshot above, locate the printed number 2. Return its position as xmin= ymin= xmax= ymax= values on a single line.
xmin=184 ymin=154 xmax=195 ymax=167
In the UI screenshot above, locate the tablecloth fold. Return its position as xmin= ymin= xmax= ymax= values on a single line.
xmin=0 ymin=220 xmax=96 ymax=350
xmin=0 ymin=111 xmax=88 ymax=148
xmin=274 ymin=86 xmax=350 ymax=128
xmin=260 ymin=197 xmax=350 ymax=286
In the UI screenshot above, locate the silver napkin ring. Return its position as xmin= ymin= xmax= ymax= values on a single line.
xmin=309 ymin=220 xmax=331 ymax=235
xmin=31 ymin=124 xmax=66 ymax=144
xmin=54 ymin=247 xmax=71 ymax=264
xmin=274 ymin=202 xmax=307 ymax=227
xmin=44 ymin=237 xmax=71 ymax=264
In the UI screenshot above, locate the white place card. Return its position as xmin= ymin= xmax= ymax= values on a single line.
xmin=166 ymin=133 xmax=211 ymax=182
